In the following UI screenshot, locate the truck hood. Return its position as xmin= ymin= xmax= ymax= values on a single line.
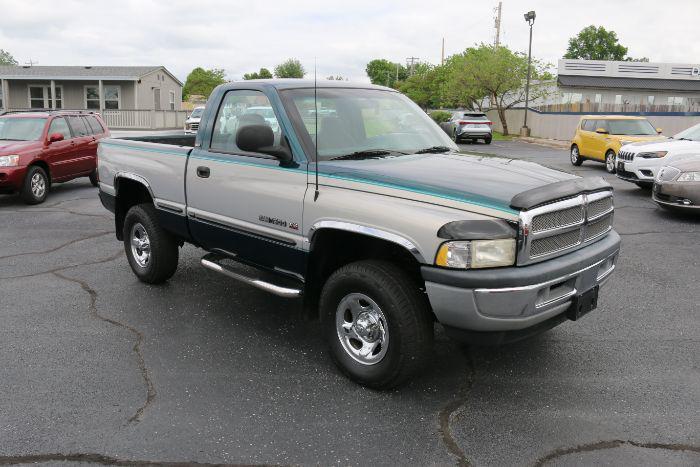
xmin=622 ymin=138 xmax=700 ymax=153
xmin=0 ymin=140 xmax=39 ymax=154
xmin=319 ymin=152 xmax=577 ymax=215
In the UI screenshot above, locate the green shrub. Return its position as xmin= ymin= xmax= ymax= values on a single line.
xmin=430 ymin=110 xmax=452 ymax=123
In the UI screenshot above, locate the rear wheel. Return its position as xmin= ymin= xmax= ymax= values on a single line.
xmin=484 ymin=137 xmax=492 ymax=144
xmin=123 ymin=203 xmax=179 ymax=284
xmin=20 ymin=165 xmax=49 ymax=205
xmin=605 ymin=150 xmax=616 ymax=174
xmin=570 ymin=144 xmax=583 ymax=166
xmin=452 ymin=130 xmax=460 ymax=144
xmin=321 ymin=260 xmax=433 ymax=389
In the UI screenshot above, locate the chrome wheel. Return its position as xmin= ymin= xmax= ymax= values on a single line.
xmin=130 ymin=223 xmax=151 ymax=268
xmin=606 ymin=152 xmax=616 ymax=173
xmin=30 ymin=172 xmax=46 ymax=198
xmin=336 ymin=293 xmax=389 ymax=365
xmin=571 ymin=146 xmax=579 ymax=164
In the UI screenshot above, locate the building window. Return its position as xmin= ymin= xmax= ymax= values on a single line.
xmin=28 ymin=85 xmax=63 ymax=109
xmin=594 ymin=94 xmax=602 ymax=104
xmin=84 ymin=85 xmax=121 ymax=109
xmin=647 ymin=96 xmax=655 ymax=106
xmin=169 ymin=91 xmax=175 ymax=110
xmin=561 ymin=92 xmax=582 ymax=104
xmin=668 ymin=96 xmax=685 ymax=106
xmin=614 ymin=95 xmax=622 ymax=105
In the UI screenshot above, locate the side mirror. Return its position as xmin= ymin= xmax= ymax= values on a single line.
xmin=656 ymin=128 xmax=663 ymax=134
xmin=595 ymin=128 xmax=608 ymax=134
xmin=236 ymin=124 xmax=292 ymax=162
xmin=48 ymin=132 xmax=64 ymax=143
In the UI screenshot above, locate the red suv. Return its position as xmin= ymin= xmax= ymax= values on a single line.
xmin=0 ymin=111 xmax=110 ymax=204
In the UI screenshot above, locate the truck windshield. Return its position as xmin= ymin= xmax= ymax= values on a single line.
xmin=281 ymin=88 xmax=457 ymax=161
xmin=607 ymin=119 xmax=657 ymax=136
xmin=0 ymin=117 xmax=46 ymax=141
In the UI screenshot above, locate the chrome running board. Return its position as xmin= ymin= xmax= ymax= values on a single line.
xmin=200 ymin=253 xmax=302 ymax=298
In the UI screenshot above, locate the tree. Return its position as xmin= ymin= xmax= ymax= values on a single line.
xmin=274 ymin=59 xmax=305 ymax=78
xmin=365 ymin=59 xmax=408 ymax=87
xmin=0 ymin=49 xmax=17 ymax=65
xmin=182 ymin=67 xmax=226 ymax=100
xmin=564 ymin=26 xmax=628 ymax=61
xmin=243 ymin=68 xmax=273 ymax=80
xmin=446 ymin=44 xmax=552 ymax=135
xmin=397 ymin=65 xmax=444 ymax=110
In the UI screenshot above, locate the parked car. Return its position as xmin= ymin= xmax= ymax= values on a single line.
xmin=0 ymin=110 xmax=109 ymax=204
xmin=570 ymin=115 xmax=665 ymax=173
xmin=439 ymin=111 xmax=492 ymax=144
xmin=616 ymin=123 xmax=700 ymax=187
xmin=184 ymin=106 xmax=205 ymax=134
xmin=653 ymin=154 xmax=700 ymax=211
xmin=246 ymin=105 xmax=280 ymax=132
xmin=97 ymin=81 xmax=620 ymax=389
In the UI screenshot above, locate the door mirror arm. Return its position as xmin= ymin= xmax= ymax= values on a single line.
xmin=595 ymin=128 xmax=609 ymax=134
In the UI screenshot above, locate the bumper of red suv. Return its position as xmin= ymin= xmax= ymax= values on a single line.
xmin=0 ymin=166 xmax=27 ymax=193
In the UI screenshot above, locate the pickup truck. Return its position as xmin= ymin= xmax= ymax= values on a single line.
xmin=97 ymin=80 xmax=621 ymax=388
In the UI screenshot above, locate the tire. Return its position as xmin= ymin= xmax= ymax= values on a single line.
xmin=484 ymin=137 xmax=492 ymax=144
xmin=89 ymin=169 xmax=99 ymax=187
xmin=20 ymin=165 xmax=49 ymax=205
xmin=452 ymin=130 xmax=460 ymax=144
xmin=570 ymin=144 xmax=583 ymax=166
xmin=605 ymin=150 xmax=616 ymax=174
xmin=123 ymin=203 xmax=179 ymax=284
xmin=320 ymin=260 xmax=433 ymax=389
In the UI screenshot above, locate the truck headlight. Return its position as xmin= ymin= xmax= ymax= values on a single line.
xmin=0 ymin=155 xmax=20 ymax=167
xmin=638 ymin=151 xmax=667 ymax=158
xmin=677 ymin=171 xmax=700 ymax=182
xmin=435 ymin=239 xmax=516 ymax=269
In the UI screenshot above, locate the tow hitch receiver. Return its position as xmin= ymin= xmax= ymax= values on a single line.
xmin=567 ymin=285 xmax=599 ymax=321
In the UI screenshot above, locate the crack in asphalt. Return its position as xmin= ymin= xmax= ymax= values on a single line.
xmin=0 ymin=249 xmax=124 ymax=281
xmin=437 ymin=346 xmax=475 ymax=467
xmin=52 ymin=268 xmax=156 ymax=424
xmin=0 ymin=231 xmax=111 ymax=260
xmin=0 ymin=452 xmax=268 ymax=466
xmin=532 ymin=439 xmax=700 ymax=466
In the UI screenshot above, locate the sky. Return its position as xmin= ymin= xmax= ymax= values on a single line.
xmin=0 ymin=0 xmax=698 ymax=83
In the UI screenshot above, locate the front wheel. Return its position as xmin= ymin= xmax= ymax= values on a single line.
xmin=320 ymin=260 xmax=433 ymax=389
xmin=20 ymin=165 xmax=49 ymax=204
xmin=123 ymin=203 xmax=179 ymax=284
xmin=570 ymin=144 xmax=583 ymax=166
xmin=605 ymin=150 xmax=616 ymax=174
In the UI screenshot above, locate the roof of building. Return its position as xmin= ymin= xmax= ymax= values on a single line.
xmin=0 ymin=65 xmax=183 ymax=85
xmin=558 ymin=75 xmax=700 ymax=92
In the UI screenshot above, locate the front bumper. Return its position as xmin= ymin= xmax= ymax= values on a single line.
xmin=0 ymin=165 xmax=27 ymax=193
xmin=653 ymin=181 xmax=700 ymax=209
xmin=616 ymin=159 xmax=660 ymax=185
xmin=422 ymin=231 xmax=621 ymax=337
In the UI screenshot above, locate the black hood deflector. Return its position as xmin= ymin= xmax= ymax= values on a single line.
xmin=510 ymin=177 xmax=612 ymax=211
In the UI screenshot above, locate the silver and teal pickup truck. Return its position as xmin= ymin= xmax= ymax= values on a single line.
xmin=97 ymin=80 xmax=620 ymax=388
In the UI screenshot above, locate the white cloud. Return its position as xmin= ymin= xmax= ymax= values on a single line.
xmin=0 ymin=0 xmax=698 ymax=82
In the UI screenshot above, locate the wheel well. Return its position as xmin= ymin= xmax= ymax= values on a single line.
xmin=28 ymin=160 xmax=51 ymax=184
xmin=303 ymin=229 xmax=425 ymax=320
xmin=114 ymin=178 xmax=153 ymax=240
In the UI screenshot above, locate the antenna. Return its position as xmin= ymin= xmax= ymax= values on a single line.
xmin=313 ymin=58 xmax=320 ymax=201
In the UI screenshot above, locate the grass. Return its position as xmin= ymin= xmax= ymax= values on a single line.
xmin=491 ymin=131 xmax=514 ymax=141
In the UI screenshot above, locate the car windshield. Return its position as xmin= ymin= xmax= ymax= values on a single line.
xmin=673 ymin=123 xmax=700 ymax=141
xmin=0 ymin=117 xmax=46 ymax=141
xmin=607 ymin=119 xmax=657 ymax=136
xmin=281 ymin=88 xmax=457 ymax=161
xmin=190 ymin=108 xmax=204 ymax=118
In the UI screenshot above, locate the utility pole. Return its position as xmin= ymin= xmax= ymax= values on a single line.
xmin=521 ymin=10 xmax=536 ymax=137
xmin=406 ymin=57 xmax=419 ymax=76
xmin=441 ymin=38 xmax=445 ymax=65
xmin=494 ymin=2 xmax=502 ymax=48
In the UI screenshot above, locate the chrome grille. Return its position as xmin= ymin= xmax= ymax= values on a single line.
xmin=191 ymin=123 xmax=199 ymax=130
xmin=531 ymin=229 xmax=581 ymax=257
xmin=618 ymin=150 xmax=634 ymax=161
xmin=518 ymin=191 xmax=614 ymax=265
xmin=658 ymin=167 xmax=681 ymax=182
xmin=531 ymin=205 xmax=583 ymax=232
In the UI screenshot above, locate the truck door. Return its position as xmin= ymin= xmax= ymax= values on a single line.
xmin=185 ymin=89 xmax=308 ymax=277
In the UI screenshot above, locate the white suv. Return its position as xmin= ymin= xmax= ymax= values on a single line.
xmin=617 ymin=123 xmax=700 ymax=187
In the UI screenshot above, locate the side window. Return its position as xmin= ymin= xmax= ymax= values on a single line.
xmin=582 ymin=119 xmax=595 ymax=131
xmin=67 ymin=115 xmax=89 ymax=137
xmin=48 ymin=117 xmax=72 ymax=140
xmin=85 ymin=115 xmax=105 ymax=134
xmin=210 ymin=90 xmax=281 ymax=154
xmin=595 ymin=120 xmax=608 ymax=132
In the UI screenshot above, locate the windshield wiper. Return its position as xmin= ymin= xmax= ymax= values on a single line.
xmin=413 ymin=145 xmax=455 ymax=154
xmin=330 ymin=149 xmax=406 ymax=160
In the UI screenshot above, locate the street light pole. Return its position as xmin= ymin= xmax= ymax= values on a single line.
xmin=521 ymin=10 xmax=536 ymax=137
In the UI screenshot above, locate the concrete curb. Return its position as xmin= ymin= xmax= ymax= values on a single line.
xmin=514 ymin=136 xmax=570 ymax=149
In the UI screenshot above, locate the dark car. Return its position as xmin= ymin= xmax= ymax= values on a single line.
xmin=0 ymin=110 xmax=109 ymax=204
xmin=653 ymin=155 xmax=700 ymax=211
xmin=439 ymin=111 xmax=492 ymax=144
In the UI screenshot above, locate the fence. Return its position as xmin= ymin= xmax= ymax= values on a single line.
xmin=3 ymin=108 xmax=189 ymax=130
xmin=533 ymin=103 xmax=700 ymax=114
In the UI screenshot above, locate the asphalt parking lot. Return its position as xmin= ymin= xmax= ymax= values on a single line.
xmin=1 ymin=139 xmax=699 ymax=466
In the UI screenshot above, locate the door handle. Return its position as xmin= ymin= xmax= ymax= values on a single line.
xmin=196 ymin=166 xmax=210 ymax=178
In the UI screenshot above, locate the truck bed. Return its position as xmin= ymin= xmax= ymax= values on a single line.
xmin=117 ymin=133 xmax=196 ymax=147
